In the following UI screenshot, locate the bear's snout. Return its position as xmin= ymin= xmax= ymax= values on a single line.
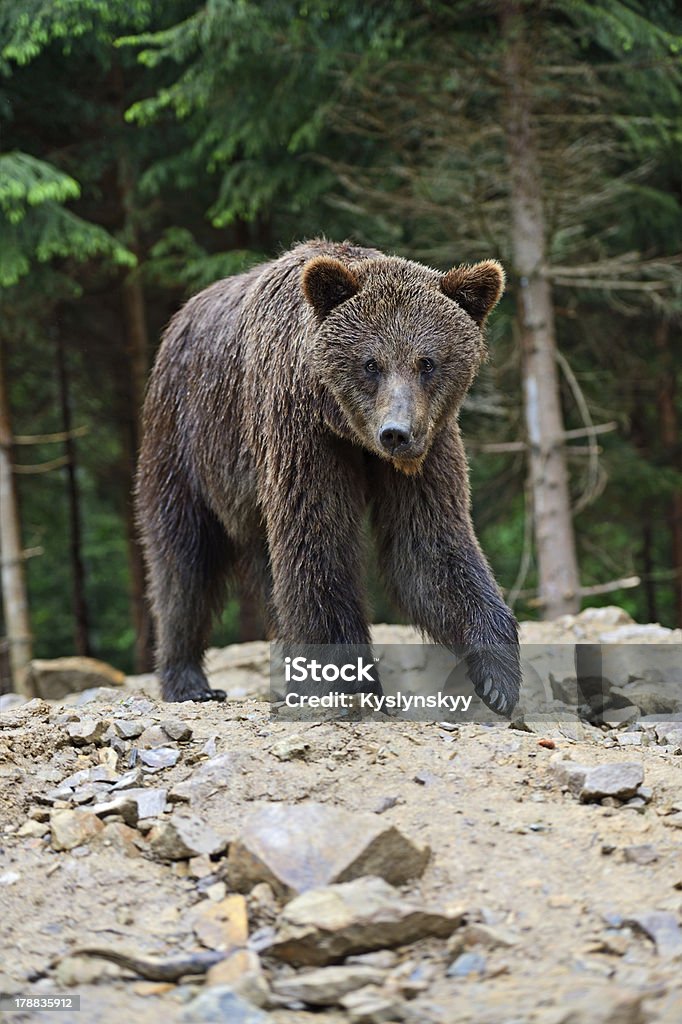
xmin=379 ymin=421 xmax=411 ymax=454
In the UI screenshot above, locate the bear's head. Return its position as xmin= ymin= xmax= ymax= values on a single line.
xmin=301 ymin=254 xmax=504 ymax=473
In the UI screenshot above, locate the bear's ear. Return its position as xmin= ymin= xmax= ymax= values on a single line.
xmin=440 ymin=260 xmax=505 ymax=326
xmin=301 ymin=257 xmax=360 ymax=321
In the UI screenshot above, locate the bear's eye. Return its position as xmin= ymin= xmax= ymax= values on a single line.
xmin=419 ymin=358 xmax=435 ymax=376
xmin=365 ymin=359 xmax=380 ymax=375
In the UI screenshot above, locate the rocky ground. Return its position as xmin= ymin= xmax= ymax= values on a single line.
xmin=1 ymin=607 xmax=681 ymax=1024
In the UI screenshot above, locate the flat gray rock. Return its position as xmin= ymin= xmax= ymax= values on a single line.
xmin=227 ymin=802 xmax=430 ymax=898
xmin=551 ymin=760 xmax=645 ymax=802
xmin=580 ymin=763 xmax=645 ymax=802
xmin=149 ymin=814 xmax=227 ymax=860
xmin=266 ymin=876 xmax=465 ymax=965
xmin=272 ymin=964 xmax=386 ymax=1005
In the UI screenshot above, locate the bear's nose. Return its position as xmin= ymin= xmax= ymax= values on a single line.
xmin=379 ymin=422 xmax=411 ymax=453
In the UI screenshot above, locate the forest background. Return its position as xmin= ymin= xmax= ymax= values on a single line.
xmin=0 ymin=0 xmax=680 ymax=687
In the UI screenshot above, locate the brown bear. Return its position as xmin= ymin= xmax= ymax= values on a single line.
xmin=135 ymin=240 xmax=520 ymax=715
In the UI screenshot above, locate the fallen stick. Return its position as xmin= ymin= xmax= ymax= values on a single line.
xmin=62 ymin=947 xmax=226 ymax=982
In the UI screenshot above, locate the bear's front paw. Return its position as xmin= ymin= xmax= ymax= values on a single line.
xmin=161 ymin=665 xmax=227 ymax=703
xmin=467 ymin=644 xmax=520 ymax=718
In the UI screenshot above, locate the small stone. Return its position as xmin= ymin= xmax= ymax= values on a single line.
xmin=28 ymin=807 xmax=50 ymax=822
xmin=50 ymin=809 xmax=104 ymax=851
xmin=623 ymin=845 xmax=658 ymax=865
xmin=206 ymin=882 xmax=227 ymax=902
xmin=270 ymin=734 xmax=310 ymax=761
xmin=66 ymin=716 xmax=109 ymax=746
xmin=663 ymin=812 xmax=682 ymax=829
xmin=547 ymin=894 xmax=573 ymax=909
xmin=111 ymin=769 xmax=144 ymax=791
xmin=129 ymin=788 xmax=168 ymax=820
xmin=138 ymin=747 xmax=180 ymax=769
xmin=101 ymin=821 xmax=142 ymax=858
xmin=372 ymin=796 xmax=401 ymax=815
xmin=624 ymin=797 xmax=646 ymax=812
xmin=624 ymin=911 xmax=682 ymax=957
xmin=139 ymin=724 xmax=171 ymax=747
xmin=192 ymin=893 xmax=249 ymax=951
xmin=55 ymin=955 xmax=119 ymax=987
xmin=114 ymin=720 xmax=145 ymax=739
xmin=189 ymin=855 xmax=214 ymax=879
xmin=461 ymin=923 xmax=518 ymax=949
xmin=266 ymin=876 xmax=465 ymax=966
xmin=181 ymin=986 xmax=268 ymax=1024
xmin=0 ymin=871 xmax=20 ymax=885
xmin=149 ymin=814 xmax=227 ymax=860
xmin=91 ymin=796 xmax=140 ymax=827
xmin=446 ymin=951 xmax=487 ymax=977
xmin=160 ymin=719 xmax=193 ymax=742
xmin=550 ymin=760 xmax=588 ymax=795
xmin=346 ymin=951 xmax=399 ymax=969
xmin=17 ymin=819 xmax=49 ymax=838
xmin=272 ymin=965 xmax=386 ymax=1006
xmin=604 ymin=935 xmax=630 ymax=958
xmin=636 ymin=785 xmax=653 ymax=803
xmin=132 ymin=982 xmax=176 ymax=996
xmin=340 ymin=986 xmax=407 ymax=1024
xmin=205 ymin=950 xmax=269 ymax=1008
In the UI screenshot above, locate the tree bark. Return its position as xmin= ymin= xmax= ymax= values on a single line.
xmin=118 ymin=149 xmax=155 ymax=672
xmin=501 ymin=6 xmax=581 ymax=618
xmin=0 ymin=341 xmax=32 ymax=693
xmin=54 ymin=326 xmax=92 ymax=656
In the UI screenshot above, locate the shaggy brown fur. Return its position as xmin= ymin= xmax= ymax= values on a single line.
xmin=135 ymin=240 xmax=519 ymax=714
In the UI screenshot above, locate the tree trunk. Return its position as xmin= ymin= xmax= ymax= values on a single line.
xmin=0 ymin=341 xmax=32 ymax=694
xmin=655 ymin=319 xmax=682 ymax=626
xmin=118 ymin=149 xmax=155 ymax=672
xmin=501 ymin=6 xmax=580 ymax=618
xmin=55 ymin=326 xmax=92 ymax=656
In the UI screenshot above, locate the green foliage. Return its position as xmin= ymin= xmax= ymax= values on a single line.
xmin=0 ymin=152 xmax=135 ymax=286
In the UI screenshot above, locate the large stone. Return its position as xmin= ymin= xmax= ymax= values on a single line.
xmin=551 ymin=760 xmax=645 ymax=802
xmin=272 ymin=965 xmax=386 ymax=1006
xmin=50 ymin=809 xmax=105 ymax=851
xmin=26 ymin=657 xmax=125 ymax=699
xmin=227 ymin=802 xmax=430 ymax=899
xmin=580 ymin=763 xmax=645 ymax=802
xmin=149 ymin=814 xmax=228 ymax=860
xmin=267 ymin=876 xmax=465 ymax=965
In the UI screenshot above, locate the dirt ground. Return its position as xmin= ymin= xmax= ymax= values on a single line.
xmin=1 ymin=613 xmax=681 ymax=1024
